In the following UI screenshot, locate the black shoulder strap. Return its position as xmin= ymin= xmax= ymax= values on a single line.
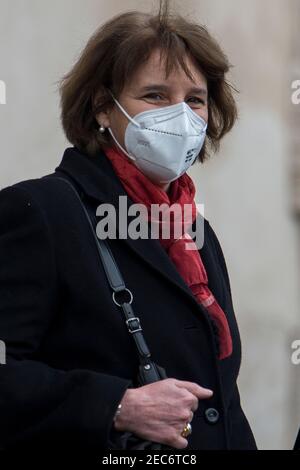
xmin=45 ymin=175 xmax=167 ymax=384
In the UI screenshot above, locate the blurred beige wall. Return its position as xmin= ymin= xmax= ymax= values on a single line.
xmin=0 ymin=0 xmax=299 ymax=449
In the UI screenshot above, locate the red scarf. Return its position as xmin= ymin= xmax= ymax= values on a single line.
xmin=104 ymin=145 xmax=233 ymax=360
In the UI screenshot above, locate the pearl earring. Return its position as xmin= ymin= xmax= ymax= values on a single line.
xmin=99 ymin=124 xmax=106 ymax=133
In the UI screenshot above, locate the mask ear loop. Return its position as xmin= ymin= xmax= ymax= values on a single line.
xmin=108 ymin=90 xmax=141 ymax=128
xmin=106 ymin=89 xmax=138 ymax=161
xmin=107 ymin=127 xmax=136 ymax=162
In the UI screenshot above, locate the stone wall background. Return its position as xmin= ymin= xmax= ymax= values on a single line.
xmin=0 ymin=0 xmax=299 ymax=449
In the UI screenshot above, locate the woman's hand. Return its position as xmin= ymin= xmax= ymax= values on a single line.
xmin=113 ymin=378 xmax=213 ymax=449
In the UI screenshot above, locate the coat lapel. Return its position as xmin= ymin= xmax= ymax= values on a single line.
xmin=54 ymin=147 xmax=212 ymax=319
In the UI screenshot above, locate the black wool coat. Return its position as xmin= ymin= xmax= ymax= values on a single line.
xmin=0 ymin=146 xmax=257 ymax=452
xmin=295 ymin=430 xmax=300 ymax=450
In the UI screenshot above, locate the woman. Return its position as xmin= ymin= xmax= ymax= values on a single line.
xmin=0 ymin=2 xmax=256 ymax=452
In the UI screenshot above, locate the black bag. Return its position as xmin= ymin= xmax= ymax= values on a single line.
xmin=48 ymin=175 xmax=169 ymax=450
xmin=109 ymin=362 xmax=168 ymax=450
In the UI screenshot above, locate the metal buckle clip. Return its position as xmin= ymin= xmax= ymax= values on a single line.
xmin=126 ymin=317 xmax=142 ymax=334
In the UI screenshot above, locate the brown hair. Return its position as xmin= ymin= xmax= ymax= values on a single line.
xmin=59 ymin=0 xmax=238 ymax=163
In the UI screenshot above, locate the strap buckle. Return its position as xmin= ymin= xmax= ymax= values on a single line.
xmin=126 ymin=317 xmax=142 ymax=334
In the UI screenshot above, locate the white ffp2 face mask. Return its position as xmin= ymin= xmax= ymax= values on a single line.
xmin=107 ymin=93 xmax=207 ymax=184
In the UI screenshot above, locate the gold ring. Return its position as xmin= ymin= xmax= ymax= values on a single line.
xmin=181 ymin=422 xmax=192 ymax=438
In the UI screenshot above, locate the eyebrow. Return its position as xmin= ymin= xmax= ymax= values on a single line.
xmin=139 ymin=84 xmax=208 ymax=96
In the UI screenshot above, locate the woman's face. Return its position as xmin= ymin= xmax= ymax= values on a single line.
xmin=96 ymin=48 xmax=208 ymax=189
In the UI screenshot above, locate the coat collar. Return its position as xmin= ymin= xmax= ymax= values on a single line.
xmin=54 ymin=146 xmax=214 ymax=323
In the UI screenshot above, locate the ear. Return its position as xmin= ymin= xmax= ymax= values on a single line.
xmin=94 ymin=87 xmax=113 ymax=128
xmin=95 ymin=110 xmax=111 ymax=128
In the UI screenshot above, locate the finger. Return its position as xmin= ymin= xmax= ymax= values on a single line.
xmin=173 ymin=437 xmax=189 ymax=450
xmin=175 ymin=380 xmax=213 ymax=399
xmin=191 ymin=400 xmax=198 ymax=412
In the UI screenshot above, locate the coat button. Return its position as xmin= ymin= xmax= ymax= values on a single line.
xmin=205 ymin=408 xmax=220 ymax=424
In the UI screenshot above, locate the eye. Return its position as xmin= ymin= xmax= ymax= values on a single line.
xmin=144 ymin=93 xmax=163 ymax=101
xmin=187 ymin=97 xmax=206 ymax=106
